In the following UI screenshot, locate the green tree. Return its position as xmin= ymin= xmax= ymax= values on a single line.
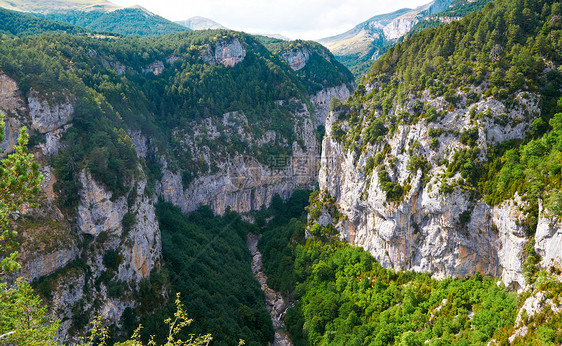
xmin=0 ymin=115 xmax=43 ymax=275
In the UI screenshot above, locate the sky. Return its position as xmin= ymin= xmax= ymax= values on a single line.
xmin=111 ymin=0 xmax=432 ymax=40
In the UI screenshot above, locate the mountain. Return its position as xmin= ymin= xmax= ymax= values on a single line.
xmin=254 ymin=32 xmax=291 ymax=41
xmin=312 ymin=0 xmax=562 ymax=342
xmin=0 ymin=0 xmax=120 ymax=13
xmin=1 ymin=0 xmax=562 ymax=345
xmin=0 ymin=0 xmax=190 ymax=37
xmin=40 ymin=7 xmax=190 ymax=36
xmin=0 ymin=6 xmax=89 ymax=35
xmin=0 ymin=9 xmax=354 ymax=342
xmin=319 ymin=0 xmax=492 ymax=79
xmin=175 ymin=16 xmax=227 ymax=30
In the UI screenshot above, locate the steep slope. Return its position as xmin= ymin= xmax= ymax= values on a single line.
xmin=319 ymin=0 xmax=494 ymax=79
xmin=0 ymin=16 xmax=353 ymax=341
xmin=0 ymin=7 xmax=89 ymax=35
xmin=317 ymin=0 xmax=562 ymax=293
xmin=0 ymin=0 xmax=189 ymax=37
xmin=41 ymin=7 xmax=189 ymax=37
xmin=175 ymin=16 xmax=227 ymax=30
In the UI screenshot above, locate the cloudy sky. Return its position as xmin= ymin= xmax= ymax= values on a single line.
xmin=111 ymin=0 xmax=432 ymax=40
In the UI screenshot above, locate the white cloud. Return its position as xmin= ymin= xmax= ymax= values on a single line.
xmin=111 ymin=0 xmax=431 ymax=39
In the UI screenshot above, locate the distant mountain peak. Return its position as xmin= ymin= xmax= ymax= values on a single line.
xmin=0 ymin=0 xmax=122 ymax=13
xmin=175 ymin=16 xmax=227 ymax=30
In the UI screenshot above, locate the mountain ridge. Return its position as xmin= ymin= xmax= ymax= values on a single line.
xmin=175 ymin=16 xmax=227 ymax=30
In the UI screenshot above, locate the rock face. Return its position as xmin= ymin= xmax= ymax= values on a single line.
xmin=509 ymin=291 xmax=562 ymax=342
xmin=0 ymin=73 xmax=162 ymax=342
xmin=382 ymin=14 xmax=420 ymax=40
xmin=157 ymin=108 xmax=318 ymax=214
xmin=281 ymin=47 xmax=310 ymax=71
xmin=201 ymin=37 xmax=246 ymax=67
xmin=309 ymin=84 xmax=351 ymax=126
xmin=318 ymin=88 xmax=562 ymax=290
xmin=28 ymin=91 xmax=74 ymax=134
xmin=535 ymin=203 xmax=562 ymax=271
xmin=155 ymin=84 xmax=352 ymax=216
xmin=142 ymin=61 xmax=165 ymax=75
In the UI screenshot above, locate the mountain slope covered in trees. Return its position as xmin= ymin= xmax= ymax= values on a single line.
xmin=319 ymin=0 xmax=495 ymax=79
xmin=0 ymin=7 xmax=355 ymax=343
xmin=39 ymin=8 xmax=190 ymax=37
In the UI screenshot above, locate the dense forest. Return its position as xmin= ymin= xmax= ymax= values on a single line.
xmin=137 ymin=203 xmax=273 ymax=346
xmin=38 ymin=8 xmax=190 ymax=37
xmin=257 ymin=191 xmax=562 ymax=345
xmin=0 ymin=7 xmax=88 ymax=36
xmin=1 ymin=0 xmax=562 ymax=345
xmin=258 ymin=38 xmax=355 ymax=94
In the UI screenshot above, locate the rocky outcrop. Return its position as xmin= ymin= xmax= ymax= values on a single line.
xmin=317 ymin=88 xmax=561 ymax=290
xmin=0 ymin=72 xmax=25 ymax=115
xmin=383 ymin=15 xmax=420 ymax=40
xmin=309 ymin=84 xmax=351 ymax=126
xmin=535 ymin=204 xmax=562 ymax=271
xmin=201 ymin=37 xmax=246 ymax=67
xmin=155 ymin=83 xmax=352 ymax=215
xmin=28 ymin=91 xmax=74 ymax=134
xmin=0 ymin=73 xmax=26 ymax=152
xmin=281 ymin=47 xmax=310 ymax=71
xmin=0 ymin=72 xmax=162 ymax=342
xmin=77 ymin=170 xmax=127 ymax=236
xmin=142 ymin=61 xmax=164 ymax=75
xmin=509 ymin=291 xmax=562 ymax=342
xmin=77 ymin=170 xmax=160 ymax=281
xmin=157 ymin=99 xmax=319 ymax=214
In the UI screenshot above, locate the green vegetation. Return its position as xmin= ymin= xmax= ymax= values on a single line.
xmin=257 ymin=191 xmax=562 ymax=345
xmin=331 ymin=0 xmax=562 ymax=208
xmin=140 ymin=203 xmax=273 ymax=346
xmin=0 ymin=7 xmax=88 ymax=36
xmin=40 ymin=8 xmax=190 ymax=37
xmin=0 ymin=22 xmax=350 ymax=199
xmin=258 ymin=38 xmax=355 ymax=94
xmin=410 ymin=0 xmax=494 ymax=35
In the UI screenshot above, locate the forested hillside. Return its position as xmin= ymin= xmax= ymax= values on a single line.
xmin=320 ymin=0 xmax=499 ymax=80
xmin=258 ymin=192 xmax=562 ymax=345
xmin=0 ymin=7 xmax=88 ymax=36
xmin=0 ymin=7 xmax=355 ymax=343
xmin=314 ymin=2 xmax=562 ymax=344
xmin=39 ymin=8 xmax=190 ymax=37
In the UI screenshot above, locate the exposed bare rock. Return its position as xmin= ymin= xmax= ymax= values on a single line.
xmin=509 ymin=291 xmax=562 ymax=342
xmin=309 ymin=84 xmax=351 ymax=126
xmin=28 ymin=90 xmax=74 ymax=134
xmin=157 ymin=101 xmax=320 ymax=214
xmin=491 ymin=195 xmax=528 ymax=291
xmin=201 ymin=37 xmax=246 ymax=67
xmin=281 ymin=46 xmax=310 ymax=71
xmin=0 ymin=72 xmax=25 ymax=115
xmin=142 ymin=61 xmax=164 ymax=75
xmin=128 ymin=130 xmax=148 ymax=158
xmin=77 ymin=170 xmax=127 ymax=236
xmin=0 ymin=73 xmax=26 ymax=152
xmin=535 ymin=203 xmax=562 ymax=272
xmin=247 ymin=234 xmax=292 ymax=346
xmin=318 ymin=90 xmax=544 ymax=285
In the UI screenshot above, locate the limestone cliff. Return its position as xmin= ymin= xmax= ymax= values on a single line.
xmin=201 ymin=37 xmax=247 ymax=67
xmin=156 ymin=83 xmax=351 ymax=215
xmin=318 ymin=86 xmax=561 ymax=292
xmin=0 ymin=72 xmax=162 ymax=341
